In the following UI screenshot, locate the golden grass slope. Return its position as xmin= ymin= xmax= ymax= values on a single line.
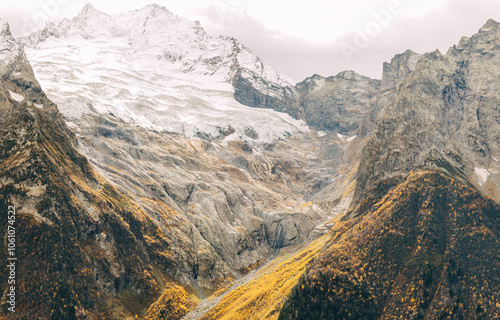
xmin=198 ymin=234 xmax=329 ymax=320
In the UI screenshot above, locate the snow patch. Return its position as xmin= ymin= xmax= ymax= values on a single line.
xmin=66 ymin=121 xmax=80 ymax=131
xmin=9 ymin=91 xmax=25 ymax=102
xmin=317 ymin=131 xmax=327 ymax=137
xmin=474 ymin=167 xmax=490 ymax=186
xmin=337 ymin=133 xmax=356 ymax=142
xmin=223 ymin=133 xmax=240 ymax=142
xmin=34 ymin=103 xmax=44 ymax=109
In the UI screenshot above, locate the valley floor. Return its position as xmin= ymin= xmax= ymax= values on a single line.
xmin=182 ymin=235 xmax=330 ymax=320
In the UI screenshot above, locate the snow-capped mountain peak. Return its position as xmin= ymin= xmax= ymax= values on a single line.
xmin=26 ymin=3 xmax=292 ymax=84
xmin=77 ymin=3 xmax=103 ymax=16
xmin=22 ymin=4 xmax=306 ymax=143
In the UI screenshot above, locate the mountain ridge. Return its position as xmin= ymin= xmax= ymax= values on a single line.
xmin=352 ymin=18 xmax=500 ymax=208
xmin=277 ymin=18 xmax=500 ymax=320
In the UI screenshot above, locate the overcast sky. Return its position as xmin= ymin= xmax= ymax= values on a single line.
xmin=1 ymin=0 xmax=500 ymax=80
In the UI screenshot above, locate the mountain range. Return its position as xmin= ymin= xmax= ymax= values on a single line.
xmin=0 ymin=4 xmax=499 ymax=319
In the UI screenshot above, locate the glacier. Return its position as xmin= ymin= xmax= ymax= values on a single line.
xmin=24 ymin=4 xmax=308 ymax=143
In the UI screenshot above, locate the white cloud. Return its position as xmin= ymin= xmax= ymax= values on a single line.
xmin=401 ymin=0 xmax=449 ymax=18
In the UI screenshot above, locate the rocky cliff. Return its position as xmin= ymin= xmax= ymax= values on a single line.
xmin=297 ymin=71 xmax=381 ymax=134
xmin=381 ymin=49 xmax=423 ymax=89
xmin=354 ymin=19 xmax=500 ymax=207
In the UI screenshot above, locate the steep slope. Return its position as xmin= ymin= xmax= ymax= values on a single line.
xmin=279 ymin=171 xmax=500 ymax=319
xmin=354 ymin=20 xmax=500 ymax=207
xmin=233 ymin=67 xmax=303 ymax=120
xmin=360 ymin=49 xmax=422 ymax=136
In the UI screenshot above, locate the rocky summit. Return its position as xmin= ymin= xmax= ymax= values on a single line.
xmin=0 ymin=4 xmax=499 ymax=320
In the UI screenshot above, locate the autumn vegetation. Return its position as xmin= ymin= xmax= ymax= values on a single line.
xmin=200 ymin=235 xmax=328 ymax=320
xmin=279 ymin=171 xmax=500 ymax=319
xmin=145 ymin=283 xmax=190 ymax=320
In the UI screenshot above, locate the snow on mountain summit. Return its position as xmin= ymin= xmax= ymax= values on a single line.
xmin=23 ymin=4 xmax=305 ymax=142
xmin=25 ymin=3 xmax=293 ymax=84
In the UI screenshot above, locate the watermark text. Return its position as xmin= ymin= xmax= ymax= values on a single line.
xmin=6 ymin=205 xmax=16 ymax=313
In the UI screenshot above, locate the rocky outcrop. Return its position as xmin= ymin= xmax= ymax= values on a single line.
xmin=381 ymin=49 xmax=422 ymax=89
xmin=359 ymin=50 xmax=422 ymax=136
xmin=236 ymin=69 xmax=382 ymax=136
xmin=297 ymin=71 xmax=381 ymax=134
xmin=233 ymin=68 xmax=303 ymax=120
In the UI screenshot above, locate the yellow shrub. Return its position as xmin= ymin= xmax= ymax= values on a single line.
xmin=145 ymin=284 xmax=189 ymax=320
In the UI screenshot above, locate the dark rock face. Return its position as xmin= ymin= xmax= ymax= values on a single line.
xmin=235 ymin=69 xmax=382 ymax=136
xmin=360 ymin=50 xmax=423 ymax=137
xmin=233 ymin=68 xmax=304 ymax=120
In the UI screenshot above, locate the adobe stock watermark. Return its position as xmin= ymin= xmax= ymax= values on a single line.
xmin=19 ymin=0 xmax=71 ymax=37
xmin=340 ymin=0 xmax=403 ymax=63
xmin=5 ymin=205 xmax=16 ymax=313
xmin=213 ymin=0 xmax=246 ymax=15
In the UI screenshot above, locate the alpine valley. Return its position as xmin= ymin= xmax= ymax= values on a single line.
xmin=0 ymin=3 xmax=499 ymax=320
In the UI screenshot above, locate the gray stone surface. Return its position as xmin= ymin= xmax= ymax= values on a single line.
xmin=354 ymin=19 xmax=500 ymax=206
